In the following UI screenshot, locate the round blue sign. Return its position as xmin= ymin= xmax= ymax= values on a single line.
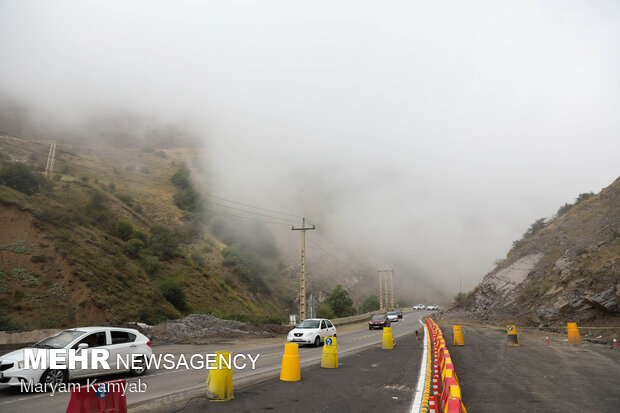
xmin=325 ymin=338 xmax=332 ymax=346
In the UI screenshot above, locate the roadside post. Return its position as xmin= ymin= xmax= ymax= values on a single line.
xmin=321 ymin=336 xmax=338 ymax=368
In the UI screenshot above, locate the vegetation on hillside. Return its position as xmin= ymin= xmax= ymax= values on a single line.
xmin=0 ymin=137 xmax=292 ymax=329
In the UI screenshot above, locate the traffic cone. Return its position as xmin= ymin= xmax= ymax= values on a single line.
xmin=545 ymin=335 xmax=550 ymax=345
xmin=613 ymin=338 xmax=618 ymax=349
xmin=428 ymin=395 xmax=439 ymax=413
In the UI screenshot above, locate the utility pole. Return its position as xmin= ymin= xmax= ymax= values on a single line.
xmin=384 ymin=272 xmax=389 ymax=310
xmin=44 ymin=141 xmax=57 ymax=177
xmin=292 ymin=218 xmax=315 ymax=321
xmin=378 ymin=270 xmax=383 ymax=310
xmin=390 ymin=269 xmax=394 ymax=310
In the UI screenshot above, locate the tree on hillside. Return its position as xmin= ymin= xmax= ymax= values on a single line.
xmin=316 ymin=302 xmax=335 ymax=319
xmin=360 ymin=295 xmax=380 ymax=313
xmin=324 ymin=285 xmax=356 ymax=318
xmin=575 ymin=192 xmax=594 ymax=203
xmin=523 ymin=217 xmax=547 ymax=239
xmin=556 ymin=202 xmax=573 ymax=218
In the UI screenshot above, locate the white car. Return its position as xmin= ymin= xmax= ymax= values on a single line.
xmin=386 ymin=311 xmax=399 ymax=322
xmin=0 ymin=327 xmax=152 ymax=390
xmin=427 ymin=304 xmax=439 ymax=311
xmin=286 ymin=318 xmax=337 ymax=347
xmin=412 ymin=304 xmax=426 ymax=310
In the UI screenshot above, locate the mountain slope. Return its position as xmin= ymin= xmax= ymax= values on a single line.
xmin=460 ymin=177 xmax=620 ymax=326
xmin=0 ymin=133 xmax=296 ymax=329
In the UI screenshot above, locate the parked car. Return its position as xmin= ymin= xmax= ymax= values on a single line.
xmin=386 ymin=311 xmax=399 ymax=322
xmin=427 ymin=304 xmax=439 ymax=311
xmin=412 ymin=304 xmax=426 ymax=310
xmin=394 ymin=309 xmax=403 ymax=319
xmin=287 ymin=318 xmax=337 ymax=347
xmin=0 ymin=327 xmax=152 ymax=389
xmin=368 ymin=314 xmax=391 ymax=330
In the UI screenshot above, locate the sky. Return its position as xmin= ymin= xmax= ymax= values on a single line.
xmin=1 ymin=0 xmax=619 ymax=301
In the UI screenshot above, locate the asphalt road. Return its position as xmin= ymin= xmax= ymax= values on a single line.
xmin=0 ymin=312 xmax=427 ymax=413
xmin=440 ymin=322 xmax=620 ymax=413
xmin=181 ymin=331 xmax=424 ymax=413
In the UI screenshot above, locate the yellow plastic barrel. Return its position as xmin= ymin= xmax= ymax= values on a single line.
xmin=280 ymin=343 xmax=301 ymax=381
xmin=382 ymin=326 xmax=394 ymax=349
xmin=206 ymin=351 xmax=234 ymax=401
xmin=321 ymin=336 xmax=338 ymax=368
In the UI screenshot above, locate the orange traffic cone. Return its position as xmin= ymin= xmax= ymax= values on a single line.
xmin=613 ymin=338 xmax=618 ymax=349
xmin=545 ymin=335 xmax=550 ymax=345
xmin=428 ymin=395 xmax=439 ymax=413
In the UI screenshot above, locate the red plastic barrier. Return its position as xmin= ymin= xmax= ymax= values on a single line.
xmin=440 ymin=377 xmax=458 ymax=410
xmin=444 ymin=398 xmax=463 ymax=413
xmin=66 ymin=379 xmax=127 ymax=413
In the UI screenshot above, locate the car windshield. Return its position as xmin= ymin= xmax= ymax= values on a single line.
xmin=371 ymin=315 xmax=385 ymax=320
xmin=387 ymin=312 xmax=396 ymax=315
xmin=296 ymin=320 xmax=320 ymax=329
xmin=33 ymin=330 xmax=86 ymax=349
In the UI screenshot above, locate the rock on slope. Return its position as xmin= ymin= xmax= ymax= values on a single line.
xmin=464 ymin=177 xmax=620 ymax=327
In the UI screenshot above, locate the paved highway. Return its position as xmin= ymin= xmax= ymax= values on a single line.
xmin=0 ymin=311 xmax=428 ymax=413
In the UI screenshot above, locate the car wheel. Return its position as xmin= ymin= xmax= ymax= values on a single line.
xmin=39 ymin=368 xmax=67 ymax=390
xmin=130 ymin=356 xmax=147 ymax=376
xmin=314 ymin=336 xmax=321 ymax=347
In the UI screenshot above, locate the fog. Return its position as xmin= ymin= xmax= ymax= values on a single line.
xmin=1 ymin=1 xmax=619 ymax=302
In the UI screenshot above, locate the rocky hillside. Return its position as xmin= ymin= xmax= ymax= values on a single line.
xmin=459 ymin=177 xmax=620 ymax=328
xmin=0 ymin=131 xmax=302 ymax=330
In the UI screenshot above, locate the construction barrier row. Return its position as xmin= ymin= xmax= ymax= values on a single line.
xmin=426 ymin=318 xmax=467 ymax=413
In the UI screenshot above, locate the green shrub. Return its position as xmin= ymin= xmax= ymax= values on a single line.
xmin=0 ymin=162 xmax=40 ymax=195
xmin=171 ymin=165 xmax=191 ymax=189
xmin=143 ymin=255 xmax=160 ymax=275
xmin=556 ymin=202 xmax=573 ymax=217
xmin=115 ymin=218 xmax=135 ymax=241
xmin=125 ymin=238 xmax=145 ymax=258
xmin=174 ymin=187 xmax=201 ymax=212
xmin=117 ymin=193 xmax=134 ymax=206
xmin=160 ymin=280 xmax=187 ymax=311
xmin=149 ymin=226 xmax=179 ymax=260
xmin=0 ymin=316 xmax=23 ymax=331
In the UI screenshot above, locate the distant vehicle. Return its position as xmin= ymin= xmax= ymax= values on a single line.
xmin=0 ymin=327 xmax=151 ymax=389
xmin=427 ymin=304 xmax=439 ymax=311
xmin=386 ymin=311 xmax=399 ymax=322
xmin=394 ymin=309 xmax=403 ymax=319
xmin=287 ymin=318 xmax=337 ymax=347
xmin=368 ymin=314 xmax=391 ymax=330
xmin=412 ymin=304 xmax=426 ymax=310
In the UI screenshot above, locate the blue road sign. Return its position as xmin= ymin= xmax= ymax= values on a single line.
xmin=325 ymin=337 xmax=332 ymax=346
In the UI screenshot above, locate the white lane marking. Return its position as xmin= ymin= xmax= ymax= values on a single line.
xmin=410 ymin=319 xmax=428 ymax=413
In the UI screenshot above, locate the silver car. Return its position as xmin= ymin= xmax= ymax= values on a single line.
xmin=286 ymin=318 xmax=337 ymax=347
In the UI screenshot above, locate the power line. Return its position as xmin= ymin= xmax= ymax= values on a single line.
xmin=1 ymin=133 xmax=305 ymax=224
xmin=1 ymin=131 xmax=305 ymax=223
